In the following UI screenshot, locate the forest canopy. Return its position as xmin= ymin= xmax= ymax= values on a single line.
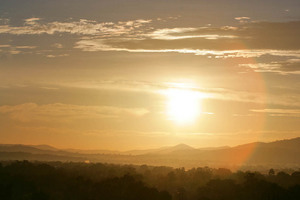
xmin=1 ymin=161 xmax=300 ymax=200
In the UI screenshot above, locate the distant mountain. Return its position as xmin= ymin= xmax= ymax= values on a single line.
xmin=0 ymin=144 xmax=52 ymax=154
xmin=64 ymin=148 xmax=121 ymax=155
xmin=0 ymin=144 xmax=84 ymax=158
xmin=124 ymin=146 xmax=168 ymax=155
xmin=30 ymin=144 xmax=59 ymax=151
xmin=164 ymin=143 xmax=194 ymax=151
xmin=1 ymin=137 xmax=300 ymax=170
xmin=126 ymin=143 xmax=195 ymax=155
xmin=0 ymin=152 xmax=87 ymax=162
xmin=197 ymin=146 xmax=230 ymax=151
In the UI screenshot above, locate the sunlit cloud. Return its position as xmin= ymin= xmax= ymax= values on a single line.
xmin=0 ymin=44 xmax=36 ymax=55
xmin=1 ymin=17 xmax=300 ymax=63
xmin=48 ymin=79 xmax=298 ymax=107
xmin=24 ymin=17 xmax=41 ymax=24
xmin=240 ymin=58 xmax=300 ymax=74
xmin=234 ymin=16 xmax=251 ymax=23
xmin=75 ymin=39 xmax=300 ymax=59
xmin=73 ymin=20 xmax=300 ymax=64
xmin=46 ymin=54 xmax=69 ymax=58
xmin=251 ymin=109 xmax=300 ymax=117
xmin=51 ymin=43 xmax=63 ymax=48
xmin=39 ymin=87 xmax=59 ymax=90
xmin=0 ymin=18 xmax=152 ymax=36
xmin=0 ymin=44 xmax=36 ymax=49
xmin=145 ymin=27 xmax=237 ymax=40
xmin=0 ymin=44 xmax=11 ymax=48
xmin=0 ymin=18 xmax=10 ymax=27
xmin=0 ymin=103 xmax=149 ymax=122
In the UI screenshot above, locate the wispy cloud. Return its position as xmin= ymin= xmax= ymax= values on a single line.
xmin=2 ymin=17 xmax=300 ymax=75
xmin=0 ymin=103 xmax=149 ymax=122
xmin=24 ymin=17 xmax=41 ymax=24
xmin=74 ymin=20 xmax=300 ymax=62
xmin=0 ymin=44 xmax=11 ymax=48
xmin=145 ymin=27 xmax=237 ymax=40
xmin=234 ymin=16 xmax=251 ymax=23
xmin=50 ymin=79 xmax=298 ymax=107
xmin=0 ymin=18 xmax=10 ymax=25
xmin=0 ymin=44 xmax=36 ymax=55
xmin=251 ymin=109 xmax=300 ymax=117
xmin=75 ymin=39 xmax=300 ymax=58
xmin=0 ymin=18 xmax=152 ymax=36
xmin=239 ymin=58 xmax=300 ymax=74
xmin=39 ymin=87 xmax=59 ymax=90
xmin=51 ymin=43 xmax=63 ymax=48
xmin=46 ymin=54 xmax=69 ymax=58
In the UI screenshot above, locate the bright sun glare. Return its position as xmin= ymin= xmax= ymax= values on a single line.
xmin=165 ymin=88 xmax=202 ymax=124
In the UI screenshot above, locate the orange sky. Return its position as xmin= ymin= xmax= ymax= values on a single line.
xmin=0 ymin=0 xmax=299 ymax=150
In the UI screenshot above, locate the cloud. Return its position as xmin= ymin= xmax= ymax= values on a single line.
xmin=2 ymin=18 xmax=300 ymax=72
xmin=0 ymin=18 xmax=10 ymax=25
xmin=234 ymin=17 xmax=251 ymax=23
xmin=251 ymin=109 xmax=300 ymax=117
xmin=239 ymin=58 xmax=300 ymax=74
xmin=0 ymin=103 xmax=149 ymax=122
xmin=2 ymin=18 xmax=299 ymax=51
xmin=24 ymin=18 xmax=41 ymax=25
xmin=235 ymin=17 xmax=251 ymax=20
xmin=73 ymin=20 xmax=300 ymax=60
xmin=73 ymin=20 xmax=300 ymax=74
xmin=46 ymin=54 xmax=69 ymax=58
xmin=144 ymin=27 xmax=237 ymax=40
xmin=52 ymin=79 xmax=298 ymax=107
xmin=39 ymin=87 xmax=59 ymax=90
xmin=0 ymin=44 xmax=36 ymax=55
xmin=51 ymin=43 xmax=63 ymax=48
xmin=0 ymin=18 xmax=152 ymax=36
xmin=75 ymin=38 xmax=300 ymax=58
xmin=15 ymin=46 xmax=36 ymax=49
xmin=0 ymin=44 xmax=36 ymax=49
xmin=0 ymin=44 xmax=11 ymax=48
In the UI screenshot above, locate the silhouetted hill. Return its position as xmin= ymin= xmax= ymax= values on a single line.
xmin=1 ymin=137 xmax=300 ymax=170
xmin=197 ymin=146 xmax=230 ymax=151
xmin=0 ymin=152 xmax=87 ymax=162
xmin=124 ymin=143 xmax=194 ymax=155
xmin=0 ymin=144 xmax=53 ymax=154
xmin=147 ymin=143 xmax=195 ymax=155
xmin=0 ymin=144 xmax=87 ymax=159
xmin=30 ymin=144 xmax=59 ymax=151
xmin=64 ymin=148 xmax=120 ymax=155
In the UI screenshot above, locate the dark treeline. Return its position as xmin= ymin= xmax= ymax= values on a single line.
xmin=1 ymin=161 xmax=300 ymax=200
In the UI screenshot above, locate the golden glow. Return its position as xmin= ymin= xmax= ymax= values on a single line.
xmin=164 ymin=88 xmax=202 ymax=124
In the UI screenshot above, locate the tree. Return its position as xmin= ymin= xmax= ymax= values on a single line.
xmin=269 ymin=168 xmax=275 ymax=176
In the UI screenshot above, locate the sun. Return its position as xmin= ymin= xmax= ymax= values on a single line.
xmin=164 ymin=88 xmax=202 ymax=124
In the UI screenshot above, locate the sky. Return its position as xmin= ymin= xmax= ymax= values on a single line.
xmin=0 ymin=0 xmax=299 ymax=150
